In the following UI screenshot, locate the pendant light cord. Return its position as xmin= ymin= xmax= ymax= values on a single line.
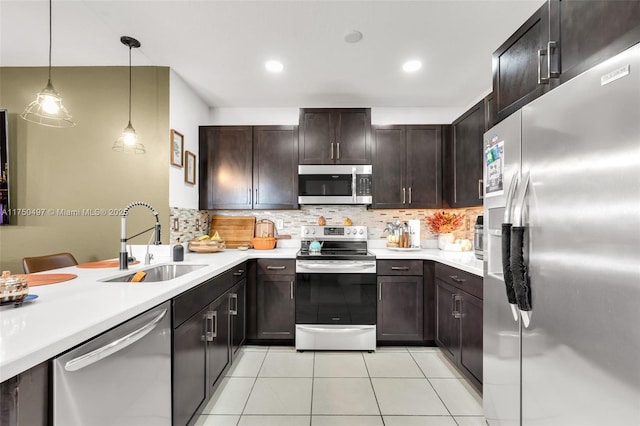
xmin=128 ymin=45 xmax=132 ymax=123
xmin=48 ymin=0 xmax=52 ymax=81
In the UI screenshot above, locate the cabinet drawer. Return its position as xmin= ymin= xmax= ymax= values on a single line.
xmin=377 ymin=260 xmax=423 ymax=276
xmin=435 ymin=263 xmax=482 ymax=300
xmin=257 ymin=259 xmax=295 ymax=275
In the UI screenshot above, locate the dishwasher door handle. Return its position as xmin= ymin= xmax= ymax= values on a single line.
xmin=64 ymin=308 xmax=168 ymax=372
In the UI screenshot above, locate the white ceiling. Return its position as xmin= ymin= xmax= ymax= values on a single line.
xmin=1 ymin=0 xmax=544 ymax=109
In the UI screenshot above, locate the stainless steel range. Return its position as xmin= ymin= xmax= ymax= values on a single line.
xmin=295 ymin=225 xmax=376 ymax=351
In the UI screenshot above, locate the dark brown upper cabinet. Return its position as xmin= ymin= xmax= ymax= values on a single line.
xmin=199 ymin=125 xmax=298 ymax=210
xmin=551 ymin=0 xmax=640 ymax=85
xmin=444 ymin=100 xmax=485 ymax=208
xmin=298 ymin=108 xmax=372 ymax=164
xmin=492 ymin=0 xmax=640 ymax=126
xmin=372 ymin=125 xmax=442 ymax=209
xmin=492 ymin=4 xmax=550 ymax=125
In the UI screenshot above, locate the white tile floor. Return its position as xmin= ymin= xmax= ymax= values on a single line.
xmin=195 ymin=346 xmax=484 ymax=426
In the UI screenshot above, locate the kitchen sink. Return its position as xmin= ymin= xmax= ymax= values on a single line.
xmin=101 ymin=264 xmax=208 ymax=283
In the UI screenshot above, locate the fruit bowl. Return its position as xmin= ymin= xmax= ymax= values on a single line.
xmin=188 ymin=239 xmax=226 ymax=253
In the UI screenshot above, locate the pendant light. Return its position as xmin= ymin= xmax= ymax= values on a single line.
xmin=20 ymin=0 xmax=75 ymax=128
xmin=112 ymin=36 xmax=145 ymax=154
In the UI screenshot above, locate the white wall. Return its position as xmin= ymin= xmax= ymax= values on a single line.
xmin=169 ymin=70 xmax=210 ymax=209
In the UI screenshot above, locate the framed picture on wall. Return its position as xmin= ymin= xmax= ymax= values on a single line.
xmin=185 ymin=150 xmax=196 ymax=185
xmin=170 ymin=129 xmax=184 ymax=167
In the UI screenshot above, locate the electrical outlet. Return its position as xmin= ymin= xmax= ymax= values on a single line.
xmin=276 ymin=219 xmax=284 ymax=230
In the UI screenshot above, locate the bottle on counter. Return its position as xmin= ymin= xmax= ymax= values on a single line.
xmin=173 ymin=239 xmax=184 ymax=262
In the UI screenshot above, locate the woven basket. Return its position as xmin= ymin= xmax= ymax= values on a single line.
xmin=251 ymin=237 xmax=276 ymax=250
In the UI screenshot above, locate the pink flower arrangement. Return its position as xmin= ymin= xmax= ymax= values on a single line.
xmin=426 ymin=211 xmax=464 ymax=234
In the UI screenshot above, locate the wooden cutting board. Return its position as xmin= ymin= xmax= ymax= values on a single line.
xmin=77 ymin=260 xmax=140 ymax=268
xmin=209 ymin=216 xmax=255 ymax=248
xmin=15 ymin=273 xmax=78 ymax=287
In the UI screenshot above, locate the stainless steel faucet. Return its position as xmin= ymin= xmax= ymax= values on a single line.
xmin=119 ymin=201 xmax=161 ymax=270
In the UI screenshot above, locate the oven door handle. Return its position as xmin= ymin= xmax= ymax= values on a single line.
xmin=297 ymin=326 xmax=373 ymax=333
xmin=297 ymin=262 xmax=375 ymax=270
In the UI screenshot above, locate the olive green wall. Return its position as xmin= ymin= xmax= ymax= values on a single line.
xmin=0 ymin=66 xmax=170 ymax=272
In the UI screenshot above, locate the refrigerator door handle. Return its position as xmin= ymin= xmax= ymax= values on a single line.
xmin=501 ymin=172 xmax=520 ymax=321
xmin=511 ymin=172 xmax=533 ymax=323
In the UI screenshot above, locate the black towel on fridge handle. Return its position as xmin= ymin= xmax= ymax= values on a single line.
xmin=501 ymin=223 xmax=517 ymax=305
xmin=510 ymin=226 xmax=532 ymax=311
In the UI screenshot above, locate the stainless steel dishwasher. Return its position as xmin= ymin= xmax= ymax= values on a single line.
xmin=53 ymin=301 xmax=171 ymax=425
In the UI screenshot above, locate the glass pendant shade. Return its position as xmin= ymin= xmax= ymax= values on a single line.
xmin=20 ymin=0 xmax=75 ymax=128
xmin=112 ymin=121 xmax=145 ymax=154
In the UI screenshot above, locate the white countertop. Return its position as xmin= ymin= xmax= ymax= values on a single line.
xmin=0 ymin=241 xmax=481 ymax=382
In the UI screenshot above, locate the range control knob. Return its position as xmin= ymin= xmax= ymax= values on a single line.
xmin=311 ymin=229 xmax=316 ymax=235
xmin=304 ymin=229 xmax=309 ymax=235
xmin=358 ymin=229 xmax=364 ymax=235
xmin=345 ymin=229 xmax=351 ymax=235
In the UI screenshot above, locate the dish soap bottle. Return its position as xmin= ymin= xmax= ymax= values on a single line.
xmin=173 ymin=239 xmax=184 ymax=262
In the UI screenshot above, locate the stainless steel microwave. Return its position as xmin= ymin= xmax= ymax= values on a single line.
xmin=298 ymin=165 xmax=372 ymax=205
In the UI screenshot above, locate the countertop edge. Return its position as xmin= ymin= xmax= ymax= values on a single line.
xmin=0 ymin=247 xmax=481 ymax=382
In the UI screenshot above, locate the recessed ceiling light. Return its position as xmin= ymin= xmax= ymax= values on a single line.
xmin=265 ymin=60 xmax=284 ymax=73
xmin=402 ymin=60 xmax=422 ymax=73
xmin=344 ymin=30 xmax=363 ymax=43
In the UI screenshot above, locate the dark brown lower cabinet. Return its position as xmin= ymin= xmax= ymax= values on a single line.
xmin=207 ymin=295 xmax=230 ymax=393
xmin=172 ymin=262 xmax=247 ymax=426
xmin=435 ymin=264 xmax=483 ymax=391
xmin=173 ymin=304 xmax=208 ymax=426
xmin=256 ymin=259 xmax=296 ymax=340
xmin=377 ymin=260 xmax=424 ymax=342
xmin=0 ymin=361 xmax=48 ymax=426
xmin=230 ymin=278 xmax=246 ymax=357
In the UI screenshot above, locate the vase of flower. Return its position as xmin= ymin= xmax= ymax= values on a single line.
xmin=426 ymin=211 xmax=464 ymax=250
xmin=438 ymin=233 xmax=455 ymax=250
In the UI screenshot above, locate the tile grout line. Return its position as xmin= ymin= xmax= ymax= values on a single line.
xmin=309 ymin=350 xmax=315 ymax=426
xmin=236 ymin=346 xmax=270 ymax=425
xmin=408 ymin=349 xmax=457 ymax=421
xmin=362 ymin=349 xmax=386 ymax=425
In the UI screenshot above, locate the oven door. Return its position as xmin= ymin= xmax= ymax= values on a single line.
xmin=295 ymin=272 xmax=377 ymax=325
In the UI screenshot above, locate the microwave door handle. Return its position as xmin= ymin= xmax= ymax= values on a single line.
xmin=352 ymin=168 xmax=357 ymax=203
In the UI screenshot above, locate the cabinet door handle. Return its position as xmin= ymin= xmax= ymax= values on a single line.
xmin=402 ymin=188 xmax=406 ymax=204
xmin=391 ymin=266 xmax=410 ymax=271
xmin=204 ymin=311 xmax=215 ymax=341
xmin=379 ymin=283 xmax=382 ymax=301
xmin=229 ymin=293 xmax=238 ymax=315
xmin=201 ymin=312 xmax=209 ymax=342
xmin=454 ymin=296 xmax=462 ymax=319
xmin=449 ymin=275 xmax=465 ymax=284
xmin=548 ymin=40 xmax=560 ymax=78
xmin=408 ymin=187 xmax=412 ymax=204
xmin=537 ymin=47 xmax=549 ymax=84
xmin=267 ymin=265 xmax=286 ymax=270
xmin=330 ymin=143 xmax=334 ymax=160
xmin=336 ymin=142 xmax=340 ymax=160
xmin=451 ymin=294 xmax=457 ymax=317
xmin=478 ymin=179 xmax=484 ymax=200
xmin=211 ymin=311 xmax=218 ymax=339
xmin=255 ymin=188 xmax=258 ymax=205
xmin=248 ymin=188 xmax=252 ymax=204
xmin=290 ymin=281 xmax=294 ymax=299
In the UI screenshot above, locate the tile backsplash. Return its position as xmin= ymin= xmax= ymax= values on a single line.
xmin=171 ymin=205 xmax=483 ymax=244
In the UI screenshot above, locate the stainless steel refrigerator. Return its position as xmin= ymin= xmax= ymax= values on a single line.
xmin=483 ymin=43 xmax=640 ymax=425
